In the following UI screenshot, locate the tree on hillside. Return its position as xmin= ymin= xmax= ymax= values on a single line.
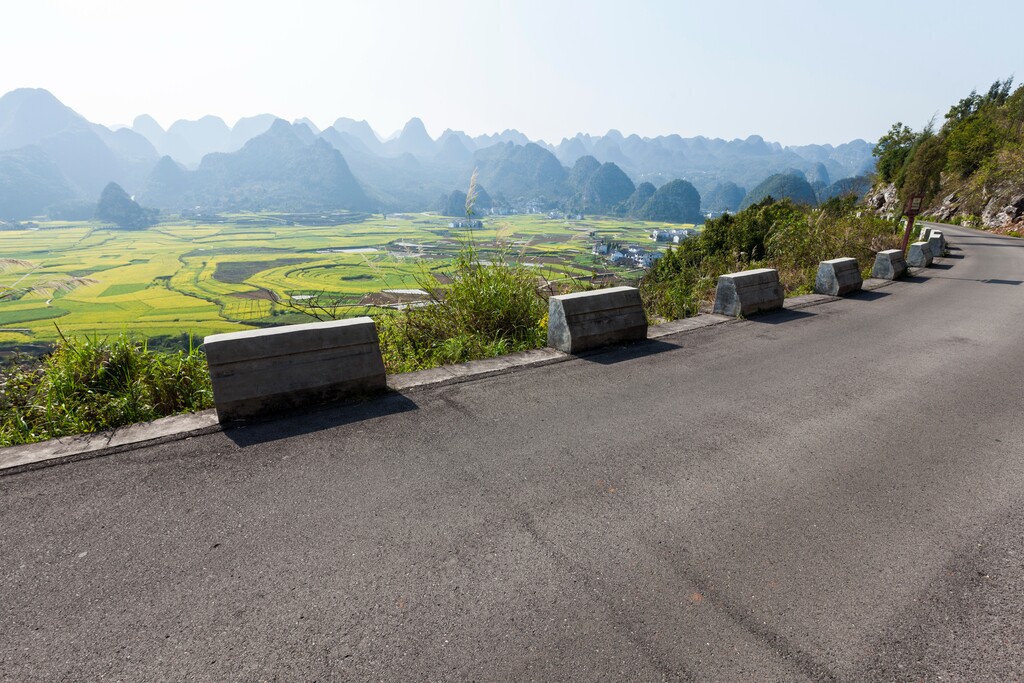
xmin=739 ymin=173 xmax=817 ymax=210
xmin=900 ymin=132 xmax=946 ymax=204
xmin=639 ymin=179 xmax=702 ymax=223
xmin=872 ymin=123 xmax=918 ymax=184
xmin=567 ymin=155 xmax=601 ymax=194
xmin=581 ymin=162 xmax=635 ymax=212
xmin=702 ymin=181 xmax=746 ymax=213
xmin=625 ymin=182 xmax=657 ymax=215
xmin=95 ymin=182 xmax=156 ymax=228
xmin=872 ymin=77 xmax=1023 ymax=217
xmin=440 ymin=189 xmax=468 ymax=217
xmin=818 ymin=175 xmax=872 ymax=203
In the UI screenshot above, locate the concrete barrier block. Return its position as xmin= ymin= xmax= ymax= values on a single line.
xmin=907 ymin=241 xmax=934 ymax=267
xmin=871 ymin=249 xmax=908 ymax=280
xmin=927 ymin=232 xmax=945 ymax=257
xmin=814 ymin=257 xmax=863 ymax=296
xmin=547 ymin=286 xmax=647 ymax=354
xmin=919 ymin=227 xmax=932 ymax=242
xmin=204 ymin=317 xmax=387 ymax=422
xmin=712 ymin=268 xmax=784 ymax=317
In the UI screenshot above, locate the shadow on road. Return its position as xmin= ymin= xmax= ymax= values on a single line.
xmin=224 ymin=392 xmax=419 ymax=447
xmin=928 ymin=262 xmax=955 ymax=270
xmin=749 ymin=309 xmax=815 ymax=325
xmin=582 ymin=339 xmax=681 ymax=365
xmin=847 ymin=290 xmax=890 ymax=301
xmin=925 ymin=275 xmax=1022 ymax=286
xmin=941 ymin=253 xmax=966 ymax=260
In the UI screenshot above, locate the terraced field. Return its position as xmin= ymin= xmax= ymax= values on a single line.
xmin=0 ymin=212 xmax=696 ymax=351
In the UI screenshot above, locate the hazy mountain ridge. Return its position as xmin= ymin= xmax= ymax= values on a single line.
xmin=0 ymin=88 xmax=157 ymax=200
xmin=0 ymin=88 xmax=877 ymax=220
xmin=139 ymin=119 xmax=371 ymax=212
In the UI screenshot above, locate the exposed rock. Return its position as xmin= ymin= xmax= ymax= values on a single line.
xmin=866 ymin=183 xmax=899 ymax=217
xmin=930 ymin=191 xmax=961 ymax=222
xmin=982 ymin=194 xmax=1024 ymax=228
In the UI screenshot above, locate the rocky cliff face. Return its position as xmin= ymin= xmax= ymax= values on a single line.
xmin=869 ymin=181 xmax=1024 ymax=235
xmin=981 ymin=191 xmax=1024 ymax=232
xmin=865 ymin=183 xmax=900 ymax=217
xmin=925 ymin=185 xmax=1024 ymax=234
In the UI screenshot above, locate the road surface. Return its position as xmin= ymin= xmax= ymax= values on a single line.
xmin=2 ymin=223 xmax=1023 ymax=681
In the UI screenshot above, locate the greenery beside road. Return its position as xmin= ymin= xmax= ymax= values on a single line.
xmin=0 ymin=194 xmax=904 ymax=447
xmin=376 ymin=240 xmax=549 ymax=373
xmin=639 ymin=195 xmax=901 ymax=320
xmin=1 ymin=332 xmax=211 ymax=447
xmin=872 ymin=77 xmax=1024 ymax=232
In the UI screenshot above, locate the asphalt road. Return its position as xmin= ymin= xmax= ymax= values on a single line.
xmin=2 ymin=224 xmax=1023 ymax=682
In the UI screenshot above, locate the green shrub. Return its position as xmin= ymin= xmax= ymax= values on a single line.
xmin=0 ymin=332 xmax=212 ymax=447
xmin=375 ymin=236 xmax=549 ymax=373
xmin=766 ymin=196 xmax=900 ymax=290
xmin=639 ymin=243 xmax=718 ymax=320
xmin=639 ymin=196 xmax=902 ymax=320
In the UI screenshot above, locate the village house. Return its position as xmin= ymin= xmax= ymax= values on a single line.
xmin=650 ymin=228 xmax=698 ymax=244
xmin=448 ymin=219 xmax=484 ymax=229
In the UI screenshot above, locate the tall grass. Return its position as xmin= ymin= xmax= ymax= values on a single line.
xmin=1 ymin=331 xmax=212 ymax=447
xmin=374 ymin=170 xmax=550 ymax=372
xmin=376 ymin=235 xmax=549 ymax=373
xmin=640 ymin=196 xmax=903 ymax=320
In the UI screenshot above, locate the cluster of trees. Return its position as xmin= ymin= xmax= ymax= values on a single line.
xmin=873 ymin=78 xmax=1024 ymax=210
xmin=95 ymin=182 xmax=157 ymax=228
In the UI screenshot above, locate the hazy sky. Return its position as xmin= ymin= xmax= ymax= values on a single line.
xmin=4 ymin=0 xmax=1022 ymax=146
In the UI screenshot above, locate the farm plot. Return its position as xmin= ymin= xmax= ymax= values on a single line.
xmin=0 ymin=213 xmax=698 ymax=349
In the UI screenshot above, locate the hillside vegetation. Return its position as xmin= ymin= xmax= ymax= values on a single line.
xmin=640 ymin=195 xmax=900 ymax=319
xmin=1 ymin=333 xmax=211 ymax=447
xmin=871 ymin=78 xmax=1024 ymax=233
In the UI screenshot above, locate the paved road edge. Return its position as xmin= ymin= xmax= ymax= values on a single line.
xmin=0 ymin=277 xmax=907 ymax=476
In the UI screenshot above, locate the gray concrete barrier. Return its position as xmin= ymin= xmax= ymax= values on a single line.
xmin=907 ymin=241 xmax=934 ymax=267
xmin=814 ymin=257 xmax=863 ymax=296
xmin=871 ymin=249 xmax=908 ymax=280
xmin=927 ymin=231 xmax=945 ymax=257
xmin=919 ymin=227 xmax=933 ymax=242
xmin=204 ymin=317 xmax=387 ymax=422
xmin=547 ymin=286 xmax=647 ymax=354
xmin=712 ymin=268 xmax=784 ymax=317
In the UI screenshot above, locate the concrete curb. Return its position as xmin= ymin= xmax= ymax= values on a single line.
xmin=0 ymin=410 xmax=221 ymax=476
xmin=0 ymin=267 xmax=927 ymax=476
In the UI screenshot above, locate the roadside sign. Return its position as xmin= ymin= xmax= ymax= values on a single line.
xmin=905 ymin=195 xmax=924 ymax=217
xmin=900 ymin=194 xmax=925 ymax=253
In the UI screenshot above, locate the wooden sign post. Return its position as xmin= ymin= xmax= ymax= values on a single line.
xmin=901 ymin=194 xmax=925 ymax=253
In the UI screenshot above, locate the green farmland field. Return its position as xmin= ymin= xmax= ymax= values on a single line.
xmin=0 ymin=213 xmax=698 ymax=351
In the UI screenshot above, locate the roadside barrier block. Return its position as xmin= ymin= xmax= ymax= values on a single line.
xmin=814 ymin=257 xmax=863 ymax=296
xmin=871 ymin=249 xmax=908 ymax=280
xmin=712 ymin=268 xmax=784 ymax=317
xmin=547 ymin=286 xmax=647 ymax=354
xmin=204 ymin=317 xmax=387 ymax=422
xmin=919 ymin=227 xmax=932 ymax=242
xmin=907 ymin=241 xmax=934 ymax=267
xmin=928 ymin=231 xmax=945 ymax=257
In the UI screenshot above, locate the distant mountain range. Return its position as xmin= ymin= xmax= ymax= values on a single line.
xmin=0 ymin=88 xmax=877 ymax=221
